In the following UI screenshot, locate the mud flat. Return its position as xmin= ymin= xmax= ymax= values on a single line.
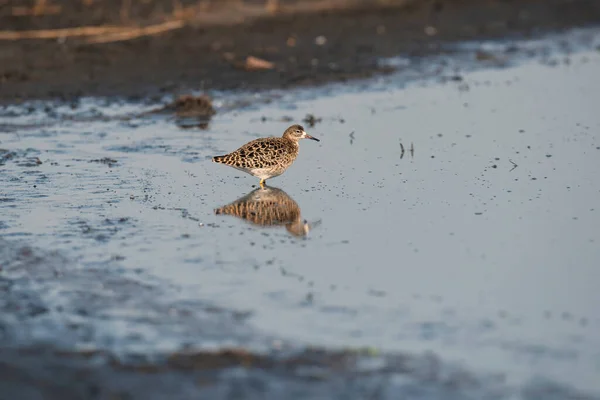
xmin=1 ymin=0 xmax=600 ymax=103
xmin=1 ymin=18 xmax=600 ymax=400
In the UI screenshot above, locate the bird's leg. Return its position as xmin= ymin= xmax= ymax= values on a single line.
xmin=259 ymin=179 xmax=266 ymax=188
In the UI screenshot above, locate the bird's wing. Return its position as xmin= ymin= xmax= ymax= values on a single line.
xmin=236 ymin=138 xmax=287 ymax=169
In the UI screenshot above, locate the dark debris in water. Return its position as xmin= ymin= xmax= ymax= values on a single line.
xmin=0 ymin=148 xmax=42 ymax=167
xmin=89 ymin=157 xmax=118 ymax=167
xmin=1 ymin=149 xmax=17 ymax=165
xmin=303 ymin=114 xmax=322 ymax=127
xmin=259 ymin=114 xmax=336 ymax=128
xmin=71 ymin=218 xmax=133 ymax=242
xmin=143 ymin=94 xmax=217 ymax=130
xmin=475 ymin=50 xmax=505 ymax=65
xmin=155 ymin=95 xmax=216 ymax=119
xmin=261 ymin=115 xmax=294 ymax=123
xmin=18 ymin=157 xmax=42 ymax=167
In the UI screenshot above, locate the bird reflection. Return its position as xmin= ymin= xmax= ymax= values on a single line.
xmin=215 ymin=186 xmax=313 ymax=237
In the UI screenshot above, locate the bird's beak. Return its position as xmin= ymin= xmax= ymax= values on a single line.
xmin=304 ymin=132 xmax=320 ymax=142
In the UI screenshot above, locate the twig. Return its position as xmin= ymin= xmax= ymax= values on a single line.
xmin=86 ymin=20 xmax=185 ymax=44
xmin=0 ymin=26 xmax=128 ymax=40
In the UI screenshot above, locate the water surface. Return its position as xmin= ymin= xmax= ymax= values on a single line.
xmin=2 ymin=28 xmax=600 ymax=398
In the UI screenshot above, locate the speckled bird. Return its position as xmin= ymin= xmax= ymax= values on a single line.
xmin=212 ymin=124 xmax=319 ymax=187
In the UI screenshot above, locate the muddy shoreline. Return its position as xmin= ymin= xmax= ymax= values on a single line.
xmin=2 ymin=0 xmax=600 ymax=104
xmin=2 ymin=2 xmax=600 ymax=399
xmin=3 ymin=345 xmax=594 ymax=400
xmin=3 ymin=237 xmax=592 ymax=399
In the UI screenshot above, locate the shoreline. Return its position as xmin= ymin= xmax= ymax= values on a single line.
xmin=1 ymin=0 xmax=600 ymax=104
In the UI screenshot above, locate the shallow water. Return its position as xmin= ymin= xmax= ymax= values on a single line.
xmin=2 ymin=28 xmax=600 ymax=398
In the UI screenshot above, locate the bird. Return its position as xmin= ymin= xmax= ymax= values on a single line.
xmin=212 ymin=124 xmax=319 ymax=187
xmin=215 ymin=186 xmax=311 ymax=237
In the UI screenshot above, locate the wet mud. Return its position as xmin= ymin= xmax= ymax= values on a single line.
xmin=2 ymin=22 xmax=600 ymax=400
xmin=2 ymin=0 xmax=600 ymax=103
xmin=2 ymin=342 xmax=596 ymax=400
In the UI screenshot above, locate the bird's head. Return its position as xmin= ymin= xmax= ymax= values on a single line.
xmin=283 ymin=124 xmax=320 ymax=142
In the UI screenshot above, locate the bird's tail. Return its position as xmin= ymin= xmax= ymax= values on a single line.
xmin=212 ymin=155 xmax=227 ymax=163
